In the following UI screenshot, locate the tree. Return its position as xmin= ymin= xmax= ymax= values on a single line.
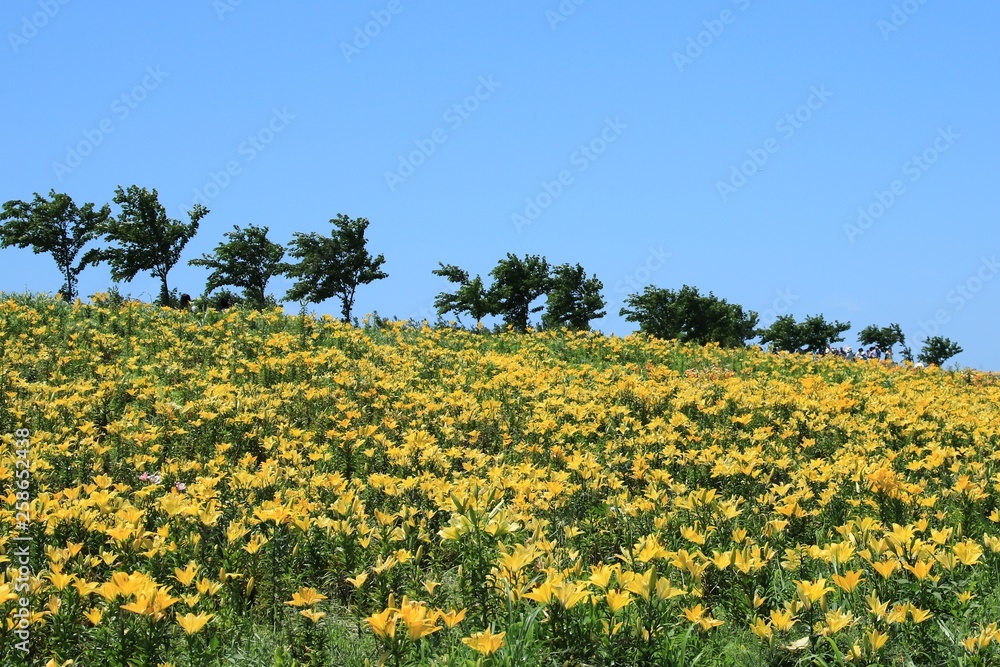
xmin=197 ymin=289 xmax=243 ymax=311
xmin=433 ymin=255 xmax=606 ymax=332
xmin=432 ymin=263 xmax=492 ymax=326
xmin=858 ymin=323 xmax=905 ymax=353
xmin=543 ymin=263 xmax=606 ymax=330
xmin=0 ymin=190 xmax=110 ymax=301
xmin=756 ymin=314 xmax=801 ymax=352
xmin=189 ymin=224 xmax=284 ymax=309
xmin=620 ymin=285 xmax=758 ymax=347
xmin=89 ymin=185 xmax=207 ymax=305
xmin=758 ymin=313 xmax=850 ymax=353
xmin=797 ymin=314 xmax=852 ymax=353
xmin=282 ymin=214 xmax=387 ymax=322
xmin=487 ymin=253 xmax=551 ymax=332
xmin=918 ymin=336 xmax=962 ymax=366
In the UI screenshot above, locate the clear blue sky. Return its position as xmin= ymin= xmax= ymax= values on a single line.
xmin=3 ymin=2 xmax=998 ymax=368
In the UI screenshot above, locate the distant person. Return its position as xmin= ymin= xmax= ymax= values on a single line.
xmin=179 ymin=293 xmax=191 ymax=310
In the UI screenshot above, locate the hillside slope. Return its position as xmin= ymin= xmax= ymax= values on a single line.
xmin=2 ymin=294 xmax=999 ymax=666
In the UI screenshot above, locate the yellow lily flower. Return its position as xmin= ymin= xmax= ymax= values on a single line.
xmin=462 ymin=628 xmax=505 ymax=655
xmin=176 ymin=612 xmax=213 ymax=635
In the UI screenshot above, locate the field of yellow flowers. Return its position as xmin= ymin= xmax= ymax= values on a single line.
xmin=2 ymin=293 xmax=1000 ymax=667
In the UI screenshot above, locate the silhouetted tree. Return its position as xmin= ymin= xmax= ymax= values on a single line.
xmin=797 ymin=314 xmax=852 ymax=353
xmin=758 ymin=314 xmax=850 ymax=353
xmin=621 ymin=285 xmax=758 ymax=347
xmin=487 ymin=253 xmax=551 ymax=332
xmin=89 ymin=185 xmax=207 ymax=305
xmin=0 ymin=190 xmax=110 ymax=301
xmin=543 ymin=263 xmax=605 ymax=330
xmin=282 ymin=214 xmax=387 ymax=322
xmin=918 ymin=336 xmax=962 ymax=366
xmin=858 ymin=323 xmax=905 ymax=354
xmin=189 ymin=224 xmax=284 ymax=309
xmin=432 ymin=263 xmax=491 ymax=326
xmin=757 ymin=315 xmax=801 ymax=352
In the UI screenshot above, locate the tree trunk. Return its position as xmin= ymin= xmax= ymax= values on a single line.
xmin=160 ymin=275 xmax=171 ymax=306
xmin=60 ymin=264 xmax=76 ymax=301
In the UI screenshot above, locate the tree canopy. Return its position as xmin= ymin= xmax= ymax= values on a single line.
xmin=433 ymin=255 xmax=606 ymax=332
xmin=858 ymin=323 xmax=905 ymax=353
xmin=0 ymin=190 xmax=110 ymax=301
xmin=620 ymin=285 xmax=758 ymax=347
xmin=431 ymin=263 xmax=492 ymax=326
xmin=758 ymin=314 xmax=851 ymax=353
xmin=918 ymin=336 xmax=963 ymax=366
xmin=88 ymin=185 xmax=207 ymax=305
xmin=487 ymin=253 xmax=552 ymax=332
xmin=0 ymin=188 xmax=980 ymax=366
xmin=282 ymin=214 xmax=387 ymax=322
xmin=542 ymin=263 xmax=606 ymax=331
xmin=189 ymin=224 xmax=284 ymax=309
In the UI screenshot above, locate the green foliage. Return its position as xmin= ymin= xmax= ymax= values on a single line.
xmin=487 ymin=253 xmax=552 ymax=332
xmin=757 ymin=314 xmax=799 ymax=352
xmin=796 ymin=314 xmax=851 ymax=352
xmin=88 ymin=185 xmax=207 ymax=306
xmin=542 ymin=262 xmax=606 ymax=331
xmin=0 ymin=190 xmax=110 ymax=301
xmin=919 ymin=335 xmax=963 ymax=366
xmin=432 ymin=263 xmax=492 ymax=325
xmin=189 ymin=224 xmax=285 ymax=310
xmin=282 ymin=214 xmax=387 ymax=322
xmin=758 ymin=314 xmax=851 ymax=353
xmin=1 ymin=293 xmax=998 ymax=666
xmin=196 ymin=289 xmax=247 ymax=311
xmin=858 ymin=323 xmax=905 ymax=353
xmin=434 ymin=256 xmax=606 ymax=333
xmin=620 ymin=284 xmax=758 ymax=347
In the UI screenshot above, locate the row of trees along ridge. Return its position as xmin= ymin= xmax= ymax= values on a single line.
xmin=0 ymin=187 xmax=964 ymax=366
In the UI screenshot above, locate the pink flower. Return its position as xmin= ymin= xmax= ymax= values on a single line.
xmin=175 ymin=482 xmax=186 ymax=492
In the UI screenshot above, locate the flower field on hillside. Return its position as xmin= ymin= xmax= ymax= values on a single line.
xmin=2 ymin=294 xmax=1000 ymax=666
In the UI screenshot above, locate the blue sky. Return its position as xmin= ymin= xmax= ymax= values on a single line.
xmin=2 ymin=2 xmax=998 ymax=368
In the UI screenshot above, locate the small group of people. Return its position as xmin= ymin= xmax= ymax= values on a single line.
xmin=823 ymin=345 xmax=893 ymax=362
